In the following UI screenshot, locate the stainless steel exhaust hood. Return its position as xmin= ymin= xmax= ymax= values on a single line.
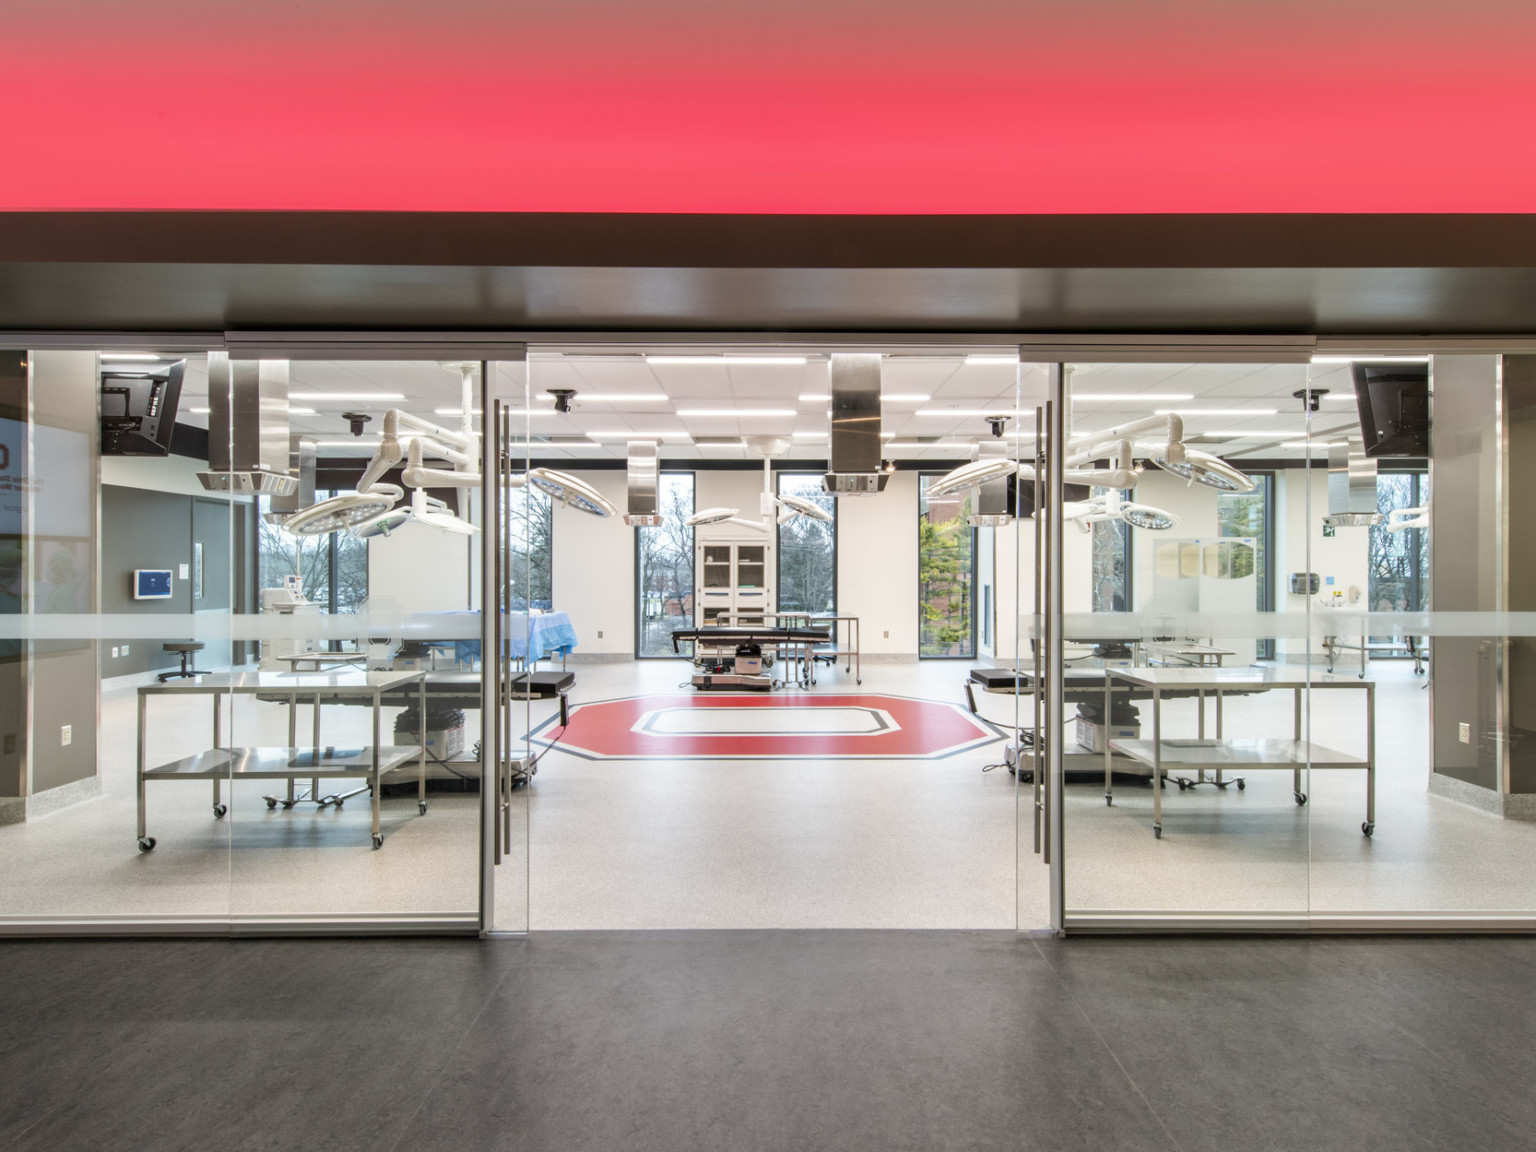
xmin=263 ymin=436 xmax=316 ymax=524
xmin=622 ymin=440 xmax=663 ymax=526
xmin=197 ymin=352 xmax=299 ymax=495
xmin=1324 ymin=442 xmax=1384 ymax=528
xmin=823 ymin=353 xmax=888 ymax=496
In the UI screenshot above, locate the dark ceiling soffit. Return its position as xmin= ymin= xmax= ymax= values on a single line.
xmin=7 ymin=212 xmax=1536 ymax=269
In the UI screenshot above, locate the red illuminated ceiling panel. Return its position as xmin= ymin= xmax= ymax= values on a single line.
xmin=7 ymin=1 xmax=1536 ymax=213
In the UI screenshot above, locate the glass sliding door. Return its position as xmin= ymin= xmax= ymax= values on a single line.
xmin=1058 ymin=360 xmax=1317 ymax=927
xmin=225 ymin=358 xmax=483 ymax=929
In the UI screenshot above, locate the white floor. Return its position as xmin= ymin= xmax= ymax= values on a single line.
xmin=1 ymin=657 xmax=1532 ymax=928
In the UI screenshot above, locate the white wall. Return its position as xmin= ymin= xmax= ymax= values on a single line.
xmin=837 ymin=470 xmax=920 ymax=658
xmin=552 ymin=470 xmax=634 ymax=660
xmin=367 ymin=526 xmax=473 ymax=612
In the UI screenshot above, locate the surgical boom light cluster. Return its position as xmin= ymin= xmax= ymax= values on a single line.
xmin=927 ymin=413 xmax=1257 ymax=531
xmin=273 ymin=365 xmax=619 ymax=538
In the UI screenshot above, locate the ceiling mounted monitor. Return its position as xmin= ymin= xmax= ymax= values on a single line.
xmin=1352 ymin=362 xmax=1430 ymax=457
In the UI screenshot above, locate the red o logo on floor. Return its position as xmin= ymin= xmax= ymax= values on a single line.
xmin=531 ymin=693 xmax=1001 ymax=760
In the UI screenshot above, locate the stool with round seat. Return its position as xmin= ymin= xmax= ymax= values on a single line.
xmin=158 ymin=641 xmax=205 ymax=682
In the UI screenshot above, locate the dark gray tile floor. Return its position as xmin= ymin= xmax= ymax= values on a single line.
xmin=1 ymin=933 xmax=1532 ymax=1152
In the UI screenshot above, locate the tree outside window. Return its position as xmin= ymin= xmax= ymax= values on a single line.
xmin=637 ymin=473 xmax=695 ymax=657
xmin=919 ymin=475 xmax=975 ymax=658
xmin=776 ymin=473 xmax=836 ymax=616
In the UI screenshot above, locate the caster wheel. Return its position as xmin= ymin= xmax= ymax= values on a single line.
xmin=265 ymin=799 xmax=277 ymax=810
xmin=1105 ymin=795 xmax=1113 ymax=807
xmin=213 ymin=803 xmax=227 ymax=819
xmin=1176 ymin=779 xmax=1188 ymax=792
xmin=1153 ymin=826 xmax=1163 ymax=839
xmin=1362 ymin=822 xmax=1375 ymax=837
xmin=1295 ymin=793 xmax=1308 ymax=806
xmin=137 ymin=836 xmax=156 ymax=851
xmin=334 ymin=800 xmax=344 ymax=809
xmin=1237 ymin=780 xmax=1246 ymax=791
xmin=418 ymin=801 xmax=429 ymax=815
xmin=371 ymin=833 xmax=383 ymax=849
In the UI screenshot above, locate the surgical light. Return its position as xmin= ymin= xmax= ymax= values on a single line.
xmin=1148 ymin=447 xmax=1257 ymax=493
xmin=526 ymin=468 xmax=618 ymax=517
xmin=926 ymin=457 xmax=1017 ymax=497
xmin=1120 ymin=504 xmax=1181 ymax=530
xmin=283 ymin=490 xmax=400 ymax=536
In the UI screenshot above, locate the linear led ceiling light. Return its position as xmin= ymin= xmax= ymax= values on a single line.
xmin=100 ymin=353 xmax=163 ymax=361
xmin=290 ymin=392 xmax=404 ymax=401
xmin=1072 ymin=393 xmax=1194 ymax=401
xmin=676 ymin=408 xmax=797 ymax=417
xmin=915 ymin=408 xmax=1038 ymax=418
xmin=646 ymin=355 xmax=807 ymax=366
xmin=1310 ymin=355 xmax=1430 ymax=364
xmin=1155 ymin=408 xmax=1278 ymax=417
xmin=963 ymin=354 xmax=1019 ymax=365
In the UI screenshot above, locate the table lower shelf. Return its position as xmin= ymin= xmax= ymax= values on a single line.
xmin=1108 ymin=737 xmax=1365 ymax=771
xmin=143 ymin=745 xmax=424 ymax=780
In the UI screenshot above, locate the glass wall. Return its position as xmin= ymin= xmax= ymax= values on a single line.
xmin=918 ymin=474 xmax=976 ymax=658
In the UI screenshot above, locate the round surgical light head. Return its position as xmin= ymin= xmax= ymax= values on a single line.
xmin=685 ymin=506 xmax=741 ymax=527
xmin=1120 ymin=503 xmax=1181 ymax=530
xmin=776 ymin=494 xmax=833 ymax=522
xmin=283 ymin=492 xmax=398 ymax=536
xmin=349 ymin=506 xmax=414 ymax=539
xmin=527 ymin=468 xmax=618 ymax=517
xmin=927 ymin=457 xmax=1017 ymax=497
xmin=1149 ymin=448 xmax=1255 ymax=493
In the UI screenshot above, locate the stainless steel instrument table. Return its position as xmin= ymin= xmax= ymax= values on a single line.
xmin=135 ymin=670 xmax=428 ymax=852
xmin=1104 ymin=666 xmax=1376 ymax=840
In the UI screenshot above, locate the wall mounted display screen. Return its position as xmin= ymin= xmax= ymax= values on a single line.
xmin=133 ymin=569 xmax=173 ymax=600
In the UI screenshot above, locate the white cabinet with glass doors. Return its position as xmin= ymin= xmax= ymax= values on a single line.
xmin=696 ymin=538 xmax=773 ymax=626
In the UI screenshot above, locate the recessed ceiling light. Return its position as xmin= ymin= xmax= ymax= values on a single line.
xmin=188 ymin=407 xmax=211 ymax=415
xmin=1322 ymin=394 xmax=1360 ymax=402
xmin=434 ymin=408 xmax=484 ymax=416
xmin=584 ymin=431 xmax=680 ymax=440
xmin=882 ymin=394 xmax=931 ymax=403
xmin=963 ymin=354 xmax=1019 ymax=365
xmin=792 ymin=432 xmax=829 ymax=440
xmin=100 ymin=353 xmax=163 ymax=361
xmin=290 ymin=392 xmax=404 ymax=401
xmin=558 ymin=393 xmax=670 ymax=403
xmin=1155 ymin=408 xmax=1278 ymax=416
xmin=1198 ymin=431 xmax=1280 ymax=437
xmin=1280 ymin=440 xmax=1347 ymax=449
xmin=646 ymin=355 xmax=806 ymax=366
xmin=1072 ymin=393 xmax=1194 ymax=401
xmin=676 ymin=408 xmax=797 ymax=417
xmin=289 ymin=407 xmax=316 ymax=415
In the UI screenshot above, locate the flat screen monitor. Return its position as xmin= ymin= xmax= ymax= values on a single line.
xmin=133 ymin=569 xmax=174 ymax=600
xmin=101 ymin=360 xmax=184 ymax=456
xmin=1010 ymin=478 xmax=1091 ymax=518
xmin=1352 ymin=362 xmax=1430 ymax=457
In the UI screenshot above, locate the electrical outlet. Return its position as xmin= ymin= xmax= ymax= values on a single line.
xmin=1459 ymin=722 xmax=1472 ymax=744
xmin=110 ymin=647 xmax=119 ymax=659
xmin=121 ymin=644 xmax=129 ymax=656
xmin=60 ymin=725 xmax=72 ymax=747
